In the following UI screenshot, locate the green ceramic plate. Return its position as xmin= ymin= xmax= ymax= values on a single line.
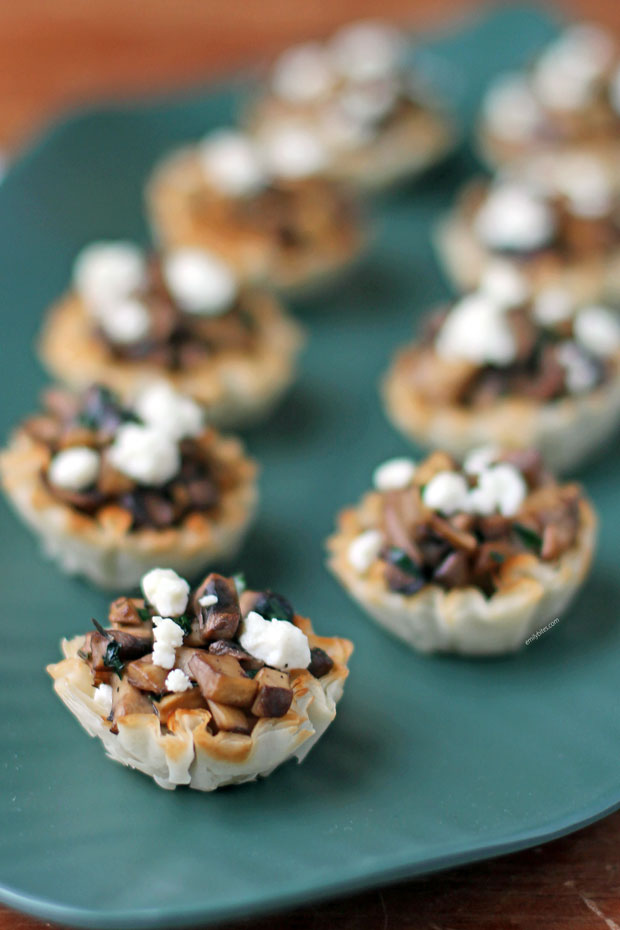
xmin=1 ymin=6 xmax=619 ymax=929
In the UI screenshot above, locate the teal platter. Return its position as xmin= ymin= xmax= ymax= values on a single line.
xmin=2 ymin=6 xmax=620 ymax=929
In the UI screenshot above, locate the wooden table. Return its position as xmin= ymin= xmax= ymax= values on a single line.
xmin=2 ymin=1 xmax=620 ymax=928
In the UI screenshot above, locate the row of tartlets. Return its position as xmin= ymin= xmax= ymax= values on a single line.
xmin=1 ymin=19 xmax=607 ymax=792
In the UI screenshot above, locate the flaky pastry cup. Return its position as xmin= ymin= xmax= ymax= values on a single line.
xmin=435 ymin=200 xmax=620 ymax=300
xmin=38 ymin=289 xmax=303 ymax=428
xmin=47 ymin=618 xmax=353 ymax=790
xmin=382 ymin=348 xmax=620 ymax=473
xmin=0 ymin=429 xmax=257 ymax=589
xmin=145 ymin=147 xmax=363 ymax=293
xmin=327 ymin=493 xmax=596 ymax=656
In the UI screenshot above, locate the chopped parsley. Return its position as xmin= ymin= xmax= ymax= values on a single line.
xmin=232 ymin=573 xmax=247 ymax=595
xmin=137 ymin=607 xmax=152 ymax=622
xmin=172 ymin=614 xmax=193 ymax=636
xmin=512 ymin=522 xmax=543 ymax=553
xmin=385 ymin=546 xmax=422 ymax=577
xmin=489 ymin=550 xmax=505 ymax=564
xmin=103 ymin=640 xmax=124 ymax=677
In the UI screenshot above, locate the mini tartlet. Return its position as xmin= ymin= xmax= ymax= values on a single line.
xmin=47 ymin=569 xmax=353 ymax=790
xmin=478 ymin=24 xmax=620 ymax=170
xmin=245 ymin=20 xmax=455 ymax=191
xmin=383 ymin=264 xmax=620 ymax=471
xmin=436 ymin=160 xmax=620 ymax=298
xmin=146 ymin=127 xmax=364 ymax=292
xmin=327 ymin=449 xmax=596 ymax=655
xmin=0 ymin=383 xmax=257 ymax=589
xmin=39 ymin=241 xmax=303 ymax=427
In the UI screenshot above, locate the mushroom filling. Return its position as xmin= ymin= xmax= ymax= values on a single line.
xmin=359 ymin=451 xmax=582 ymax=597
xmin=25 ymin=384 xmax=240 ymax=530
xmin=94 ymin=258 xmax=259 ymax=368
xmin=401 ymin=297 xmax=615 ymax=407
xmin=80 ymin=571 xmax=334 ymax=734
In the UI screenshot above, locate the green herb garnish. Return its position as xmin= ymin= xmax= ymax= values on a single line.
xmin=386 ymin=546 xmax=422 ymax=577
xmin=244 ymin=668 xmax=259 ymax=679
xmin=103 ymin=640 xmax=124 ymax=677
xmin=513 ymin=522 xmax=543 ymax=553
xmin=232 ymin=573 xmax=246 ymax=595
xmin=172 ymin=614 xmax=193 ymax=636
xmin=137 ymin=607 xmax=151 ymax=622
xmin=489 ymin=550 xmax=505 ymax=564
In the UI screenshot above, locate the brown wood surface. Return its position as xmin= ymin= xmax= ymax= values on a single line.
xmin=2 ymin=1 xmax=620 ymax=928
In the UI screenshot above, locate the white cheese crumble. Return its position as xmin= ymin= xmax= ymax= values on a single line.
xmin=329 ymin=20 xmax=404 ymax=82
xmin=198 ymin=593 xmax=218 ymax=608
xmin=142 ymin=568 xmax=190 ymax=617
xmin=238 ymin=610 xmax=311 ymax=670
xmin=199 ymin=130 xmax=267 ymax=198
xmin=574 ymin=305 xmax=620 ymax=358
xmin=532 ymin=24 xmax=614 ymax=113
xmin=97 ymin=297 xmax=151 ymax=345
xmin=474 ymin=184 xmax=556 ymax=253
xmin=463 ymin=445 xmax=500 ymax=476
xmin=467 ymin=464 xmax=526 ymax=517
xmin=152 ymin=616 xmax=185 ymax=669
xmin=271 ymin=42 xmax=335 ymax=103
xmin=93 ymin=683 xmax=113 ymax=716
xmin=165 ymin=668 xmax=192 ymax=692
xmin=482 ymin=72 xmax=543 ymax=141
xmin=73 ymin=241 xmax=147 ymax=310
xmin=479 ymin=261 xmax=530 ymax=308
xmin=347 ymin=529 xmax=384 ymax=574
xmin=108 ymin=423 xmax=180 ymax=486
xmin=556 ymin=341 xmax=599 ymax=393
xmin=259 ymin=125 xmax=329 ymax=180
xmin=422 ymin=471 xmax=469 ymax=515
xmin=48 ymin=446 xmax=101 ymax=491
xmin=533 ymin=287 xmax=575 ymax=327
xmin=162 ymin=247 xmax=237 ymax=316
xmin=435 ymin=293 xmax=517 ymax=366
xmin=372 ymin=457 xmax=416 ymax=492
xmin=554 ymin=154 xmax=613 ymax=218
xmin=133 ymin=382 xmax=205 ymax=441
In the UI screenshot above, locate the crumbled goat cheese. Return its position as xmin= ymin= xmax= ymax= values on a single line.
xmin=422 ymin=471 xmax=469 ymax=515
xmin=199 ymin=130 xmax=267 ymax=197
xmin=162 ymin=247 xmax=237 ymax=316
xmin=467 ymin=464 xmax=526 ymax=517
xmin=142 ymin=568 xmax=190 ymax=617
xmin=329 ymin=20 xmax=404 ymax=82
xmin=48 ymin=446 xmax=101 ymax=491
xmin=93 ymin=683 xmax=113 ymax=716
xmin=533 ymin=287 xmax=575 ymax=326
xmin=474 ymin=184 xmax=556 ymax=253
xmin=554 ymin=154 xmax=613 ymax=218
xmin=532 ymin=24 xmax=614 ymax=112
xmin=108 ymin=423 xmax=180 ymax=486
xmin=463 ymin=446 xmax=500 ymax=476
xmin=133 ymin=382 xmax=205 ymax=441
xmin=198 ymin=594 xmax=218 ymax=608
xmin=574 ymin=305 xmax=620 ymax=357
xmin=165 ymin=668 xmax=192 ymax=692
xmin=480 ymin=261 xmax=530 ymax=308
xmin=271 ymin=42 xmax=335 ymax=103
xmin=372 ymin=457 xmax=417 ymax=492
xmin=152 ymin=615 xmax=186 ymax=670
xmin=259 ymin=125 xmax=328 ymax=180
xmin=482 ymin=73 xmax=543 ymax=141
xmin=73 ymin=241 xmax=147 ymax=310
xmin=557 ymin=341 xmax=600 ymax=393
xmin=239 ymin=610 xmax=311 ymax=670
xmin=435 ymin=293 xmax=517 ymax=366
xmin=347 ymin=529 xmax=384 ymax=574
xmin=97 ymin=297 xmax=151 ymax=345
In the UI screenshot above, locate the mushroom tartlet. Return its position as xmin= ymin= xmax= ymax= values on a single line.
xmin=436 ymin=159 xmax=620 ymax=299
xmin=47 ymin=570 xmax=353 ymax=790
xmin=146 ymin=127 xmax=363 ymax=293
xmin=327 ymin=449 xmax=596 ymax=655
xmin=39 ymin=241 xmax=303 ymax=427
xmin=383 ymin=265 xmax=620 ymax=471
xmin=0 ymin=383 xmax=257 ymax=588
xmin=478 ymin=24 xmax=620 ymax=171
xmin=246 ymin=20 xmax=455 ymax=191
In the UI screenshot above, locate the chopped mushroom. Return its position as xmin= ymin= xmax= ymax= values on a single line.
xmin=108 ymin=597 xmax=145 ymax=627
xmin=156 ymin=688 xmax=207 ymax=725
xmin=194 ymin=572 xmax=241 ymax=641
xmin=189 ymin=652 xmax=258 ymax=708
xmin=124 ymin=655 xmax=169 ymax=694
xmin=110 ymin=674 xmax=154 ymax=729
xmin=207 ymin=700 xmax=253 ymax=734
xmin=308 ymin=647 xmax=334 ymax=678
xmin=250 ymin=668 xmax=293 ymax=718
xmin=208 ymin=639 xmax=264 ymax=669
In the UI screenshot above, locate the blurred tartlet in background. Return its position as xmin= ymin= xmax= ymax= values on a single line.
xmin=39 ymin=241 xmax=303 ymax=427
xmin=245 ymin=20 xmax=455 ymax=191
xmin=0 ymin=383 xmax=257 ymax=588
xmin=478 ymin=23 xmax=620 ymax=172
xmin=146 ymin=127 xmax=364 ymax=293
xmin=382 ymin=263 xmax=620 ymax=472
